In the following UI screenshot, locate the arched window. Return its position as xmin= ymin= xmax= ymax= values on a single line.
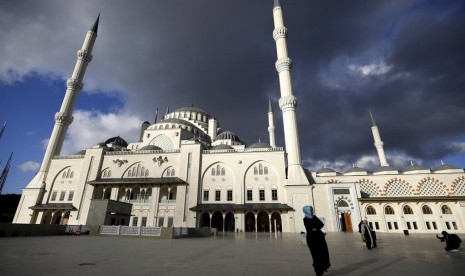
xmin=422 ymin=205 xmax=433 ymax=214
xmin=107 ymin=170 xmax=111 ymax=178
xmin=259 ymin=164 xmax=263 ymax=175
xmin=403 ymin=205 xmax=414 ymax=215
xmin=264 ymin=167 xmax=268 ymax=175
xmin=221 ymin=168 xmax=225 ymax=176
xmin=366 ymin=206 xmax=376 ymax=215
xmin=212 ymin=168 xmax=216 ymax=176
xmin=254 ymin=167 xmax=258 ymax=175
xmin=385 ymin=205 xmax=395 ymax=215
xmin=337 ymin=200 xmax=349 ymax=207
xmin=128 ymin=170 xmax=132 ymax=177
xmin=441 ymin=205 xmax=452 ymax=214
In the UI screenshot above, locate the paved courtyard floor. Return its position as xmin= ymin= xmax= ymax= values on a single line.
xmin=0 ymin=232 xmax=463 ymax=276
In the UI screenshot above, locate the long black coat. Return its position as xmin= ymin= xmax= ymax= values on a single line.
xmin=303 ymin=216 xmax=331 ymax=275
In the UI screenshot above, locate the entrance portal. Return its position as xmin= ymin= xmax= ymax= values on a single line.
xmin=340 ymin=212 xmax=353 ymax=232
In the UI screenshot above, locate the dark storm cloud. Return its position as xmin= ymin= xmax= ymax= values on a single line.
xmin=2 ymin=0 xmax=465 ymax=172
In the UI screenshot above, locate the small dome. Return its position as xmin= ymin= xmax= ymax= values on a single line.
xmin=248 ymin=142 xmax=272 ymax=149
xmin=433 ymin=163 xmax=462 ymax=172
xmin=74 ymin=149 xmax=86 ymax=155
xmin=344 ymin=166 xmax=367 ymax=174
xmin=211 ymin=144 xmax=234 ymax=150
xmin=216 ymin=131 xmax=241 ymax=142
xmin=373 ymin=165 xmax=398 ymax=175
xmin=142 ymin=121 xmax=151 ymax=125
xmin=104 ymin=136 xmax=128 ymax=148
xmin=317 ymin=167 xmax=336 ymax=174
xmin=403 ymin=164 xmax=430 ymax=173
xmin=316 ymin=167 xmax=339 ymax=177
xmin=138 ymin=145 xmax=162 ymax=151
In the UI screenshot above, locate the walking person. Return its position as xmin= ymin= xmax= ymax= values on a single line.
xmin=437 ymin=231 xmax=462 ymax=252
xmin=303 ymin=205 xmax=331 ymax=276
xmin=358 ymin=220 xmax=366 ymax=244
xmin=361 ymin=220 xmax=377 ymax=249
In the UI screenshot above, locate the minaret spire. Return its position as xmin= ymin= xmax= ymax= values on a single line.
xmin=272 ymin=1 xmax=309 ymax=184
xmin=369 ymin=112 xmax=389 ymax=167
xmin=268 ymin=98 xmax=276 ymax=148
xmin=13 ymin=15 xmax=99 ymax=223
xmin=91 ymin=13 xmax=100 ymax=34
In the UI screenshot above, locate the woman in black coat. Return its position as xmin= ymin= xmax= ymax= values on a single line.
xmin=303 ymin=205 xmax=331 ymax=276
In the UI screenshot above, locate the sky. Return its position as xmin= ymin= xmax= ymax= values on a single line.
xmin=1 ymin=0 xmax=465 ymax=194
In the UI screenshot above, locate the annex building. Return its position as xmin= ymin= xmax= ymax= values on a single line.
xmin=14 ymin=1 xmax=465 ymax=234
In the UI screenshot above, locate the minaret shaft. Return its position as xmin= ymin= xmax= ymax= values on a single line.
xmin=370 ymin=113 xmax=389 ymax=167
xmin=268 ymin=99 xmax=276 ymax=148
xmin=36 ymin=21 xmax=98 ymax=183
xmin=273 ymin=2 xmax=308 ymax=184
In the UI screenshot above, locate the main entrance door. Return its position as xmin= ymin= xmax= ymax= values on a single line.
xmin=340 ymin=212 xmax=353 ymax=232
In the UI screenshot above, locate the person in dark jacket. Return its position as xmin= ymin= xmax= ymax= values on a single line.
xmin=361 ymin=220 xmax=377 ymax=249
xmin=303 ymin=205 xmax=331 ymax=276
xmin=437 ymin=231 xmax=462 ymax=251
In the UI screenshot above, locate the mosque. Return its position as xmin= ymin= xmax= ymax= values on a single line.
xmin=13 ymin=1 xmax=465 ymax=234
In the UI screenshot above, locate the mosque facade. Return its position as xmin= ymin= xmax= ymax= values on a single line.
xmin=13 ymin=1 xmax=465 ymax=234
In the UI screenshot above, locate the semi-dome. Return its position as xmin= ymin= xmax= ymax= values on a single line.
xmin=138 ymin=145 xmax=162 ymax=151
xmin=104 ymin=136 xmax=128 ymax=148
xmin=211 ymin=144 xmax=234 ymax=150
xmin=248 ymin=142 xmax=272 ymax=149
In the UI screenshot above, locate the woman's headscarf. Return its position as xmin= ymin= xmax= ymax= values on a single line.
xmin=303 ymin=205 xmax=313 ymax=218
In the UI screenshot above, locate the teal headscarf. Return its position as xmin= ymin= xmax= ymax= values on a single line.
xmin=303 ymin=205 xmax=313 ymax=218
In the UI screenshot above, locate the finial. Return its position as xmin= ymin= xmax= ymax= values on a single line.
xmin=274 ymin=0 xmax=281 ymax=8
xmin=268 ymin=97 xmax=273 ymax=113
xmin=441 ymin=160 xmax=445 ymax=165
xmin=259 ymin=137 xmax=261 ymax=143
xmin=352 ymin=163 xmax=355 ymax=167
xmin=165 ymin=105 xmax=170 ymax=115
xmin=410 ymin=161 xmax=414 ymax=166
xmin=91 ymin=13 xmax=100 ymax=34
xmin=369 ymin=110 xmax=376 ymax=127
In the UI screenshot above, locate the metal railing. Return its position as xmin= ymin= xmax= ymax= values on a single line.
xmin=99 ymin=225 xmax=162 ymax=236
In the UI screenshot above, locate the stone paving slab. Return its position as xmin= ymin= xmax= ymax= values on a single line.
xmin=0 ymin=232 xmax=463 ymax=276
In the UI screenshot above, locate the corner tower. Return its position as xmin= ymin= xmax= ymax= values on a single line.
xmin=272 ymin=0 xmax=309 ymax=184
xmin=14 ymin=15 xmax=100 ymax=223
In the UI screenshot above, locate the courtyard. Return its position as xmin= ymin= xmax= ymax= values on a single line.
xmin=0 ymin=232 xmax=463 ymax=276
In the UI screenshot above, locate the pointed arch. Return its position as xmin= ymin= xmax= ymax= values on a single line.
xmin=418 ymin=177 xmax=447 ymax=196
xmin=384 ymin=178 xmax=413 ymax=197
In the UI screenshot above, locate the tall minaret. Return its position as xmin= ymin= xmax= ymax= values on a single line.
xmin=273 ymin=0 xmax=309 ymax=184
xmin=14 ymin=15 xmax=100 ymax=224
xmin=28 ymin=15 xmax=99 ymax=189
xmin=268 ymin=98 xmax=276 ymax=148
xmin=370 ymin=111 xmax=389 ymax=167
